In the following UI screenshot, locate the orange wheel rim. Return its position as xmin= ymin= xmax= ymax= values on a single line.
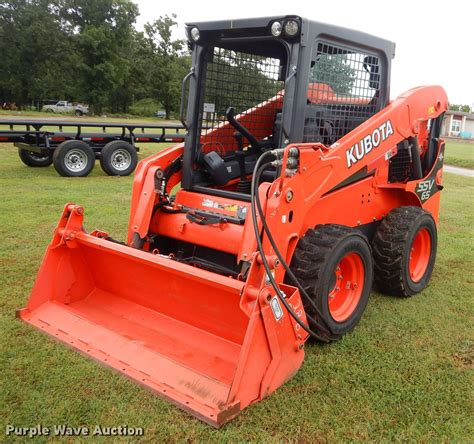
xmin=328 ymin=252 xmax=365 ymax=322
xmin=409 ymin=228 xmax=431 ymax=282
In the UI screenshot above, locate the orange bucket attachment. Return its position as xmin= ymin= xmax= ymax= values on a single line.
xmin=19 ymin=204 xmax=308 ymax=427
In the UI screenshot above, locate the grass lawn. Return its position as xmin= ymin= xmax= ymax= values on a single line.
xmin=0 ymin=141 xmax=473 ymax=442
xmin=444 ymin=140 xmax=474 ymax=169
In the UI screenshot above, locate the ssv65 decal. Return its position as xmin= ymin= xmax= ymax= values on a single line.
xmin=346 ymin=120 xmax=394 ymax=168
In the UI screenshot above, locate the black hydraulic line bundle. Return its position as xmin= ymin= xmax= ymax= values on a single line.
xmin=250 ymin=150 xmax=334 ymax=341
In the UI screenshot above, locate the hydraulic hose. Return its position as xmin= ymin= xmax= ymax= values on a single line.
xmin=253 ymin=162 xmax=334 ymax=338
xmin=250 ymin=151 xmax=332 ymax=341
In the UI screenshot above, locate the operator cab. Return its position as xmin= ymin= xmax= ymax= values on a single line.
xmin=182 ymin=31 xmax=289 ymax=199
xmin=149 ymin=16 xmax=394 ymax=276
xmin=180 ymin=16 xmax=394 ymax=200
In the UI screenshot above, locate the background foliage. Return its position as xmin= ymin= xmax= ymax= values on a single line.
xmin=0 ymin=1 xmax=189 ymax=116
xmin=449 ymin=104 xmax=471 ymax=113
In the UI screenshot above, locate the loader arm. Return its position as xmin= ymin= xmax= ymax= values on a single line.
xmin=247 ymin=85 xmax=448 ymax=287
xmin=286 ymin=85 xmax=448 ymax=202
xmin=127 ymin=144 xmax=184 ymax=244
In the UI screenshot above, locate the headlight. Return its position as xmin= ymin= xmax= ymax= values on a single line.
xmin=190 ymin=27 xmax=200 ymax=42
xmin=284 ymin=19 xmax=299 ymax=36
xmin=270 ymin=21 xmax=282 ymax=37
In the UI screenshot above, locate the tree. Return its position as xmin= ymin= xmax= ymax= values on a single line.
xmin=0 ymin=0 xmax=75 ymax=107
xmin=0 ymin=3 xmax=191 ymax=116
xmin=143 ymin=14 xmax=190 ymax=119
xmin=108 ymin=29 xmax=150 ymax=113
xmin=449 ymin=104 xmax=471 ymax=113
xmin=310 ymin=53 xmax=356 ymax=96
xmin=59 ymin=0 xmax=139 ymax=113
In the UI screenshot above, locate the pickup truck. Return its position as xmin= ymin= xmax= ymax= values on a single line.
xmin=42 ymin=101 xmax=89 ymax=116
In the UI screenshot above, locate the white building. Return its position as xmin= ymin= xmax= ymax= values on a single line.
xmin=441 ymin=110 xmax=474 ymax=139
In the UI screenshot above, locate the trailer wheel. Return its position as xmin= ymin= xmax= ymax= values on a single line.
xmin=289 ymin=225 xmax=373 ymax=341
xmin=373 ymin=206 xmax=437 ymax=297
xmin=75 ymin=110 xmax=83 ymax=116
xmin=53 ymin=140 xmax=95 ymax=177
xmin=18 ymin=148 xmax=53 ymax=167
xmin=99 ymin=140 xmax=137 ymax=176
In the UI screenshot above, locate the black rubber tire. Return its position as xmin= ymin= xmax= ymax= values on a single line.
xmin=289 ymin=224 xmax=373 ymax=341
xmin=74 ymin=110 xmax=83 ymax=116
xmin=99 ymin=140 xmax=138 ymax=176
xmin=373 ymin=206 xmax=437 ymax=297
xmin=52 ymin=140 xmax=95 ymax=177
xmin=18 ymin=148 xmax=53 ymax=167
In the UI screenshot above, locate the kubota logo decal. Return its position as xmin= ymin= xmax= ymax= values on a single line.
xmin=346 ymin=120 xmax=394 ymax=168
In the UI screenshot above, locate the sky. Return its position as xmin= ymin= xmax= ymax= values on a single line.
xmin=134 ymin=0 xmax=473 ymax=107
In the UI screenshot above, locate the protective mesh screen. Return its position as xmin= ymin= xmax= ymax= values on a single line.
xmin=199 ymin=47 xmax=284 ymax=156
xmin=304 ymin=41 xmax=382 ymax=145
xmin=389 ymin=140 xmax=412 ymax=183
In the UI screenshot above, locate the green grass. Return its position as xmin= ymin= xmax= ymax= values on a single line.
xmin=445 ymin=140 xmax=474 ymax=169
xmin=0 ymin=142 xmax=473 ymax=442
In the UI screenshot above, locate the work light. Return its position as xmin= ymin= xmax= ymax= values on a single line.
xmin=284 ymin=19 xmax=299 ymax=36
xmin=271 ymin=21 xmax=282 ymax=37
xmin=190 ymin=27 xmax=200 ymax=41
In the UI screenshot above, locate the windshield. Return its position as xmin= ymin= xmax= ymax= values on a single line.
xmin=198 ymin=46 xmax=285 ymax=157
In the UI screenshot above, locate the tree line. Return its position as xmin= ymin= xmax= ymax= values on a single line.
xmin=0 ymin=0 xmax=189 ymax=117
xmin=449 ymin=104 xmax=471 ymax=113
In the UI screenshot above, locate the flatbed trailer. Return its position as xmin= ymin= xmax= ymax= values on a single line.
xmin=0 ymin=119 xmax=188 ymax=177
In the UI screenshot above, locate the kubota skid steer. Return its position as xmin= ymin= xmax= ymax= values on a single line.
xmin=19 ymin=16 xmax=448 ymax=426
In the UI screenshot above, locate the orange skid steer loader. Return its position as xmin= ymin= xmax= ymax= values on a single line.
xmin=19 ymin=16 xmax=448 ymax=426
